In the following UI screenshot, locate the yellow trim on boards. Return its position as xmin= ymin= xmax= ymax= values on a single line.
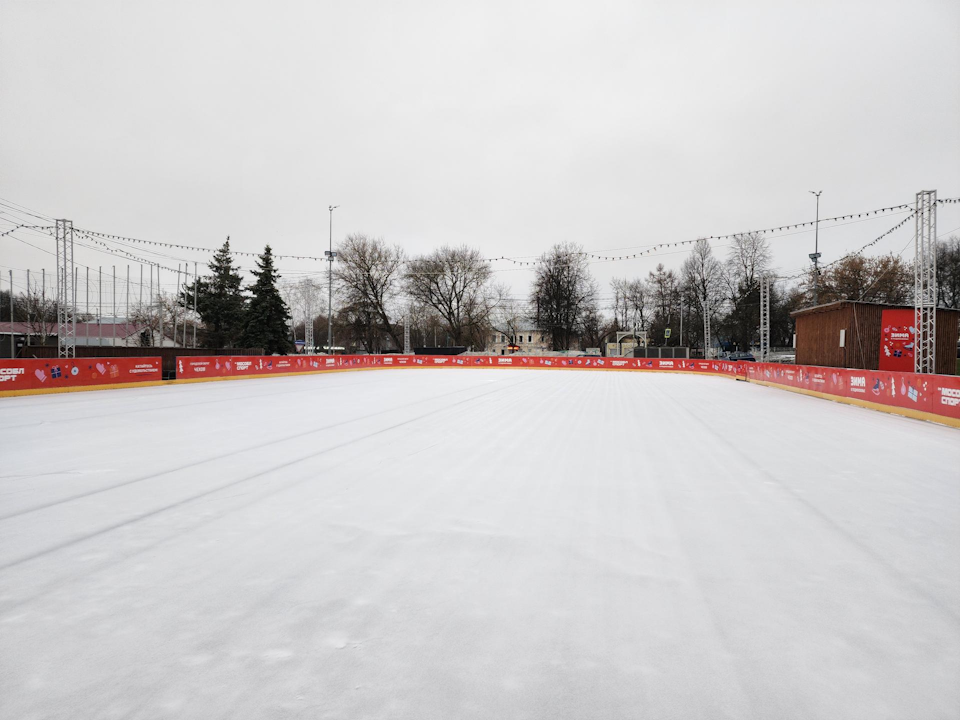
xmin=747 ymin=378 xmax=960 ymax=429
xmin=0 ymin=380 xmax=169 ymax=398
xmin=0 ymin=366 xmax=379 ymax=397
xmin=2 ymin=364 xmax=956 ymax=429
xmin=0 ymin=363 xmax=736 ymax=397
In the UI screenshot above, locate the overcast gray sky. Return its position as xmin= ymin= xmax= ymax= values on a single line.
xmin=2 ymin=0 xmax=958 ymax=302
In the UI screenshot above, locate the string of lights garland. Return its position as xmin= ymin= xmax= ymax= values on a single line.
xmin=487 ymin=202 xmax=952 ymax=267
xmin=72 ymin=229 xmax=178 ymax=273
xmin=74 ymin=228 xmax=329 ymax=261
xmin=66 ymin=198 xmax=958 ymax=268
xmin=0 ymin=223 xmax=52 ymax=239
xmin=774 ymin=212 xmax=918 ymax=282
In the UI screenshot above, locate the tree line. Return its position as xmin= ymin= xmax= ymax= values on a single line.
xmin=4 ymin=233 xmax=959 ymax=354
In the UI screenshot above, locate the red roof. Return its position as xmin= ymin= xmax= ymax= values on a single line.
xmin=0 ymin=321 xmax=145 ymax=337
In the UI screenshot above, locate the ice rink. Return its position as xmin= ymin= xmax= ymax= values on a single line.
xmin=1 ymin=367 xmax=958 ymax=719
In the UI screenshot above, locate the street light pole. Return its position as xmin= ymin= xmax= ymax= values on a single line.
xmin=809 ymin=190 xmax=822 ymax=305
xmin=326 ymin=205 xmax=339 ymax=353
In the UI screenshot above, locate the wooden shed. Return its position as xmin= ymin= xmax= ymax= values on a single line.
xmin=791 ymin=301 xmax=959 ymax=375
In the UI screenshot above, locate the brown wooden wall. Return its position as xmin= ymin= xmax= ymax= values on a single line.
xmin=936 ymin=311 xmax=960 ymax=375
xmin=794 ymin=302 xmax=959 ymax=375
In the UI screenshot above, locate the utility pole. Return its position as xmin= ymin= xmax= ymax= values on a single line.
xmin=41 ymin=268 xmax=46 ymax=342
xmin=809 ymin=191 xmax=822 ymax=305
xmin=55 ymin=219 xmax=76 ymax=357
xmin=173 ymin=264 xmax=181 ymax=350
xmin=193 ymin=261 xmax=198 ymax=348
xmin=181 ymin=264 xmax=189 ymax=346
xmin=73 ymin=266 xmax=78 ymax=346
xmin=112 ymin=265 xmax=117 ymax=346
xmin=326 ymin=205 xmax=339 ymax=353
xmin=148 ymin=264 xmax=154 ymax=345
xmin=98 ymin=266 xmax=103 ymax=347
xmin=8 ymin=270 xmax=13 ymax=358
xmin=679 ymin=295 xmax=683 ymax=348
xmin=157 ymin=265 xmax=164 ymax=348
xmin=26 ymin=270 xmax=30 ymax=346
xmin=702 ymin=293 xmax=712 ymax=359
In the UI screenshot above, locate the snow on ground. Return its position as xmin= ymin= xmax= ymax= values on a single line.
xmin=0 ymin=368 xmax=958 ymax=720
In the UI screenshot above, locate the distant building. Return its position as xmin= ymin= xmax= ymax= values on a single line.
xmin=75 ymin=320 xmax=149 ymax=347
xmin=488 ymin=325 xmax=551 ymax=355
xmin=0 ymin=322 xmax=29 ymax=358
xmin=0 ymin=319 xmax=183 ymax=353
xmin=791 ymin=301 xmax=959 ymax=375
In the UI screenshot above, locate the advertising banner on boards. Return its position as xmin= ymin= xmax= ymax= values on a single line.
xmin=746 ymin=362 xmax=960 ymax=424
xmin=878 ymin=308 xmax=916 ymax=372
xmin=174 ymin=353 xmax=749 ymax=380
xmin=0 ymin=357 xmax=161 ymax=393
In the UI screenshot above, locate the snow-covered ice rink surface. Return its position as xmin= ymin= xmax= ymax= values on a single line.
xmin=1 ymin=368 xmax=958 ymax=720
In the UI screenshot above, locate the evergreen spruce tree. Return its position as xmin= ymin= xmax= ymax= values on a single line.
xmin=242 ymin=245 xmax=292 ymax=354
xmin=190 ymin=238 xmax=246 ymax=348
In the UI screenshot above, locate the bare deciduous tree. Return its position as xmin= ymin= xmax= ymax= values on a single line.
xmin=404 ymin=245 xmax=494 ymax=347
xmin=335 ymin=234 xmax=405 ymax=352
xmin=129 ymin=294 xmax=187 ymax=347
xmin=725 ymin=232 xmax=771 ymax=292
xmin=626 ymin=278 xmax=648 ymax=332
xmin=611 ymin=277 xmax=629 ymax=329
xmin=680 ymin=239 xmax=723 ymax=349
xmin=487 ymin=284 xmax=529 ymax=349
xmin=682 ymin=239 xmax=724 ymax=304
xmin=936 ymin=235 xmax=960 ymax=309
xmin=531 ymin=243 xmax=598 ymax=351
xmin=646 ymin=263 xmax=680 ymax=346
xmin=722 ymin=233 xmax=772 ymax=351
xmin=816 ymin=253 xmax=912 ymax=305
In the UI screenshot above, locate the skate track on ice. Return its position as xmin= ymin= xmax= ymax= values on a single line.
xmin=1 ymin=368 xmax=958 ymax=719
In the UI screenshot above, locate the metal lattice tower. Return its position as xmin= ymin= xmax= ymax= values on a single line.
xmin=403 ymin=318 xmax=411 ymax=354
xmin=914 ymin=190 xmax=937 ymax=374
xmin=55 ymin=219 xmax=76 ymax=358
xmin=702 ymin=293 xmax=712 ymax=359
xmin=759 ymin=275 xmax=771 ymax=362
xmin=304 ymin=297 xmax=314 ymax=354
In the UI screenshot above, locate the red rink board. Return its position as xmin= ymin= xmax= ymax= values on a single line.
xmin=175 ymin=353 xmax=750 ymax=380
xmin=0 ymin=357 xmax=161 ymax=392
xmin=746 ymin=362 xmax=960 ymax=423
xmin=5 ymin=352 xmax=956 ymax=425
xmin=176 ymin=354 xmax=959 ymax=424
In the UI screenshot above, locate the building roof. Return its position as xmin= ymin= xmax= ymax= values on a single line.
xmin=0 ymin=321 xmax=32 ymax=335
xmin=791 ymin=300 xmax=960 ymax=319
xmin=493 ymin=324 xmax=543 ymax=334
xmin=0 ymin=321 xmax=145 ymax=337
xmin=74 ymin=322 xmax=143 ymax=339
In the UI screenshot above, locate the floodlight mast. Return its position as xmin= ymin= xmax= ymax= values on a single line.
xmin=809 ymin=191 xmax=822 ymax=305
xmin=326 ymin=205 xmax=338 ymax=353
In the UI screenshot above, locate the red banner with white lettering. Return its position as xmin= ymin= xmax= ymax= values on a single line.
xmin=176 ymin=353 xmax=959 ymax=424
xmin=174 ymin=353 xmax=751 ymax=379
xmin=0 ymin=357 xmax=161 ymax=392
xmin=745 ymin=362 xmax=960 ymax=423
xmin=7 ymin=353 xmax=955 ymax=425
xmin=879 ymin=309 xmax=916 ymax=372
